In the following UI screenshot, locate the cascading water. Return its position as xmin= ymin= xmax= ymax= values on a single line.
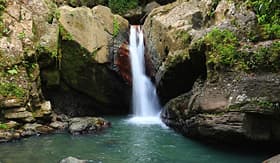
xmin=128 ymin=25 xmax=162 ymax=125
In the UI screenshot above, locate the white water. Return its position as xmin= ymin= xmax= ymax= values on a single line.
xmin=128 ymin=26 xmax=162 ymax=125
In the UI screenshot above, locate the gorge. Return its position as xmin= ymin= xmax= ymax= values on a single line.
xmin=0 ymin=0 xmax=279 ymax=162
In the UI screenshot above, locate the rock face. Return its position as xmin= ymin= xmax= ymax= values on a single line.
xmin=0 ymin=0 xmax=57 ymax=139
xmin=144 ymin=0 xmax=280 ymax=143
xmin=0 ymin=1 xmax=128 ymax=142
xmin=58 ymin=5 xmax=131 ymax=114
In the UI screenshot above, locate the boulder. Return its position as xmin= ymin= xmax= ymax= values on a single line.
xmin=58 ymin=5 xmax=131 ymax=114
xmin=68 ymin=117 xmax=110 ymax=135
xmin=144 ymin=0 xmax=280 ymax=143
xmin=263 ymin=154 xmax=280 ymax=163
xmin=0 ymin=130 xmax=21 ymax=142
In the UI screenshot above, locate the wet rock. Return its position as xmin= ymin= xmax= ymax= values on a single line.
xmin=49 ymin=121 xmax=68 ymax=130
xmin=60 ymin=156 xmax=87 ymax=163
xmin=68 ymin=117 xmax=110 ymax=135
xmin=263 ymin=154 xmax=280 ymax=163
xmin=115 ymin=42 xmax=131 ymax=84
xmin=21 ymin=123 xmax=42 ymax=137
xmin=0 ymin=130 xmax=21 ymax=142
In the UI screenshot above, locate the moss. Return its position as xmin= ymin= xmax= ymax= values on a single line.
xmin=60 ymin=40 xmax=90 ymax=86
xmin=208 ymin=0 xmax=221 ymax=17
xmin=23 ymin=61 xmax=38 ymax=79
xmin=108 ymin=0 xmax=138 ymax=15
xmin=59 ymin=24 xmax=73 ymax=41
xmin=0 ymin=82 xmax=25 ymax=98
xmin=0 ymin=123 xmax=7 ymax=130
xmin=176 ymin=30 xmax=192 ymax=46
xmin=113 ymin=16 xmax=119 ymax=38
xmin=46 ymin=0 xmax=59 ymax=24
xmin=252 ymin=100 xmax=280 ymax=112
xmin=164 ymin=51 xmax=189 ymax=69
xmin=6 ymin=65 xmax=18 ymax=75
xmin=202 ymin=28 xmax=280 ymax=72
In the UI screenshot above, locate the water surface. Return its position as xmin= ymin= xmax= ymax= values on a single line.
xmin=0 ymin=117 xmax=275 ymax=163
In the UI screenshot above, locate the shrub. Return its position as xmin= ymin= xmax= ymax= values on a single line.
xmin=204 ymin=28 xmax=239 ymax=70
xmin=108 ymin=0 xmax=138 ymax=15
xmin=247 ymin=0 xmax=280 ymax=39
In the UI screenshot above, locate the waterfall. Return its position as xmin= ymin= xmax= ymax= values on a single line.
xmin=128 ymin=25 xmax=162 ymax=125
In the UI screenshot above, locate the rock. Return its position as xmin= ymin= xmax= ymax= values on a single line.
xmin=21 ymin=123 xmax=43 ymax=137
xmin=41 ymin=69 xmax=60 ymax=87
xmin=144 ymin=1 xmax=161 ymax=15
xmin=33 ymin=101 xmax=52 ymax=118
xmin=4 ymin=108 xmax=34 ymax=122
xmin=36 ymin=125 xmax=54 ymax=134
xmin=263 ymin=154 xmax=280 ymax=163
xmin=143 ymin=0 xmax=259 ymax=104
xmin=1 ymin=98 xmax=25 ymax=108
xmin=5 ymin=121 xmax=19 ymax=129
xmin=0 ymin=130 xmax=21 ymax=142
xmin=0 ymin=0 xmax=57 ymax=137
xmin=124 ymin=6 xmax=144 ymax=24
xmin=115 ymin=42 xmax=131 ymax=84
xmin=143 ymin=0 xmax=211 ymax=103
xmin=150 ymin=0 xmax=280 ymax=144
xmin=49 ymin=121 xmax=68 ymax=130
xmin=58 ymin=5 xmax=131 ymax=113
xmin=60 ymin=156 xmax=87 ymax=163
xmin=68 ymin=117 xmax=110 ymax=135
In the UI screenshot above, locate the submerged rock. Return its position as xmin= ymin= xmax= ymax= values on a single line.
xmin=60 ymin=156 xmax=87 ymax=163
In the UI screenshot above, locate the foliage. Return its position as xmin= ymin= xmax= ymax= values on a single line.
xmin=204 ymin=28 xmax=239 ymax=70
xmin=113 ymin=17 xmax=119 ymax=38
xmin=240 ymin=41 xmax=280 ymax=71
xmin=208 ymin=0 xmax=221 ymax=17
xmin=108 ymin=0 xmax=138 ymax=15
xmin=0 ymin=123 xmax=7 ymax=130
xmin=247 ymin=0 xmax=280 ymax=39
xmin=204 ymin=28 xmax=280 ymax=72
xmin=0 ymin=82 xmax=25 ymax=98
xmin=46 ymin=0 xmax=59 ymax=24
xmin=59 ymin=24 xmax=73 ymax=41
xmin=17 ymin=31 xmax=26 ymax=40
